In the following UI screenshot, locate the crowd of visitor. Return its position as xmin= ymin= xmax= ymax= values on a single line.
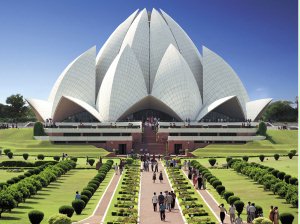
xmin=152 ymin=191 xmax=177 ymax=221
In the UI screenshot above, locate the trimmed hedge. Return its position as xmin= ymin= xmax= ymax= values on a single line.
xmin=28 ymin=210 xmax=44 ymax=224
xmin=59 ymin=205 xmax=74 ymax=218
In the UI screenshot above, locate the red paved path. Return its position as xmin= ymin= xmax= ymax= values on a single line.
xmin=76 ymin=173 xmax=120 ymax=224
xmin=182 ymin=169 xmax=232 ymax=224
xmin=139 ymin=161 xmax=186 ymax=224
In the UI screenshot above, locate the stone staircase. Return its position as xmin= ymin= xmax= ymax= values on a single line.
xmin=133 ymin=125 xmax=166 ymax=154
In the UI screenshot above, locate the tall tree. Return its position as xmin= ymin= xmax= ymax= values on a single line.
xmin=6 ymin=94 xmax=27 ymax=122
xmin=262 ymin=100 xmax=298 ymax=122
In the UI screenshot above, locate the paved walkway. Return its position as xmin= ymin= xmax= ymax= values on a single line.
xmin=139 ymin=161 xmax=185 ymax=224
xmin=182 ymin=169 xmax=231 ymax=224
xmin=76 ymin=173 xmax=120 ymax=224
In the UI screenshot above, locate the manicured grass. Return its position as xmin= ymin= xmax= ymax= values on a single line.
xmin=0 ymin=129 xmax=108 ymax=157
xmin=0 ymin=169 xmax=25 ymax=182
xmin=205 ymin=168 xmax=298 ymax=223
xmin=0 ymin=169 xmax=98 ymax=224
xmin=193 ymin=130 xmax=298 ymax=157
xmin=196 ymin=156 xmax=298 ymax=177
xmin=72 ymin=169 xmax=115 ymax=222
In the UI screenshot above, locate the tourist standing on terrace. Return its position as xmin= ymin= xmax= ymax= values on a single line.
xmin=159 ymin=171 xmax=163 ymax=183
xmin=218 ymin=204 xmax=227 ymax=224
xmin=152 ymin=192 xmax=158 ymax=212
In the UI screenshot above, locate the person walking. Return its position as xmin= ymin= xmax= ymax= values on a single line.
xmin=269 ymin=205 xmax=274 ymax=222
xmin=273 ymin=207 xmax=279 ymax=224
xmin=166 ymin=192 xmax=173 ymax=212
xmin=188 ymin=170 xmax=192 ymax=179
xmin=155 ymin=161 xmax=159 ymax=172
xmin=75 ymin=191 xmax=81 ymax=200
xmin=249 ymin=203 xmax=256 ymax=223
xmin=152 ymin=172 xmax=156 ymax=183
xmin=159 ymin=171 xmax=163 ymax=183
xmin=170 ymin=191 xmax=176 ymax=209
xmin=235 ymin=214 xmax=243 ymax=224
xmin=192 ymin=173 xmax=198 ymax=187
xmin=202 ymin=176 xmax=206 ymax=189
xmin=218 ymin=204 xmax=227 ymax=224
xmin=246 ymin=201 xmax=251 ymax=223
xmin=114 ymin=163 xmax=118 ymax=175
xmin=152 ymin=192 xmax=158 ymax=212
xmin=159 ymin=203 xmax=166 ymax=221
xmin=229 ymin=204 xmax=236 ymax=224
xmin=158 ymin=192 xmax=165 ymax=205
xmin=151 ymin=160 xmax=154 ymax=172
xmin=197 ymin=174 xmax=203 ymax=190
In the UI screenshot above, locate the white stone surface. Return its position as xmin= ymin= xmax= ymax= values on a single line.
xmin=160 ymin=9 xmax=203 ymax=97
xmin=48 ymin=46 xmax=96 ymax=117
xmin=152 ymin=44 xmax=202 ymax=121
xmin=95 ymin=10 xmax=139 ymax=94
xmin=96 ymin=45 xmax=148 ymax=121
xmin=246 ymin=98 xmax=272 ymax=121
xmin=26 ymin=99 xmax=52 ymax=122
xmin=202 ymin=46 xmax=249 ymax=116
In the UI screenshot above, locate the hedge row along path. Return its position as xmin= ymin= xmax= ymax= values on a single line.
xmin=182 ymin=169 xmax=231 ymax=224
xmin=139 ymin=161 xmax=185 ymax=224
xmin=76 ymin=173 xmax=120 ymax=224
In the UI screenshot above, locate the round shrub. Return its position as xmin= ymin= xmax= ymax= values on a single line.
xmin=288 ymin=152 xmax=294 ymax=159
xmin=208 ymin=158 xmax=217 ymax=166
xmin=4 ymin=149 xmax=11 ymax=155
xmin=271 ymin=169 xmax=279 ymax=177
xmin=259 ymin=155 xmax=265 ymax=162
xmin=212 ymin=180 xmax=222 ymax=188
xmin=59 ymin=205 xmax=74 ymax=218
xmin=7 ymin=151 xmax=13 ymax=159
xmin=83 ymin=186 xmax=95 ymax=194
xmin=23 ymin=153 xmax=29 ymax=160
xmin=277 ymin=171 xmax=286 ymax=180
xmin=290 ymin=150 xmax=297 ymax=156
xmin=284 ymin=174 xmax=291 ymax=184
xmin=81 ymin=190 xmax=92 ymax=199
xmin=80 ymin=195 xmax=89 ymax=206
xmin=37 ymin=154 xmax=44 ymax=160
xmin=253 ymin=217 xmax=272 ymax=224
xmin=87 ymin=183 xmax=98 ymax=191
xmin=53 ymin=156 xmax=60 ymax=161
xmin=274 ymin=154 xmax=280 ymax=160
xmin=216 ymin=185 xmax=225 ymax=195
xmin=289 ymin=177 xmax=298 ymax=185
xmin=88 ymin=159 xmax=95 ymax=166
xmin=48 ymin=213 xmax=72 ymax=224
xmin=242 ymin=156 xmax=249 ymax=162
xmin=228 ymin=196 xmax=240 ymax=205
xmin=223 ymin=191 xmax=234 ymax=202
xmin=28 ymin=210 xmax=44 ymax=224
xmin=279 ymin=213 xmax=294 ymax=224
xmin=89 ymin=180 xmax=100 ymax=187
xmin=33 ymin=122 xmax=46 ymax=136
xmin=233 ymin=200 xmax=244 ymax=215
xmin=72 ymin=200 xmax=85 ymax=215
xmin=70 ymin=157 xmax=78 ymax=162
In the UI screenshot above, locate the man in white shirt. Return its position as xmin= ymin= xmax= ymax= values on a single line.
xmin=249 ymin=203 xmax=256 ymax=222
xmin=152 ymin=192 xmax=158 ymax=212
xmin=229 ymin=204 xmax=236 ymax=224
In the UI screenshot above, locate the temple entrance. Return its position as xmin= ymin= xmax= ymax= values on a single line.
xmin=118 ymin=144 xmax=127 ymax=155
xmin=121 ymin=109 xmax=179 ymax=122
xmin=174 ymin=144 xmax=182 ymax=155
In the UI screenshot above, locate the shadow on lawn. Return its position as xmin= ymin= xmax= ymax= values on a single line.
xmin=0 ymin=215 xmax=21 ymax=220
xmin=17 ymin=205 xmax=33 ymax=209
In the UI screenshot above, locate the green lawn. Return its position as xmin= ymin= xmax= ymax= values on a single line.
xmin=205 ymin=169 xmax=298 ymax=223
xmin=0 ymin=169 xmax=25 ymax=182
xmin=192 ymin=130 xmax=298 ymax=157
xmin=196 ymin=156 xmax=298 ymax=177
xmin=0 ymin=169 xmax=98 ymax=224
xmin=0 ymin=128 xmax=108 ymax=157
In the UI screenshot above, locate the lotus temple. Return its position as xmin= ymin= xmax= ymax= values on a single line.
xmin=27 ymin=9 xmax=272 ymax=154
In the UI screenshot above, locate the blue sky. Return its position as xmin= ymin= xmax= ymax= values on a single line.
xmin=0 ymin=0 xmax=298 ymax=104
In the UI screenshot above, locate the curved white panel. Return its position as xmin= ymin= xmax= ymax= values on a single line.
xmin=96 ymin=45 xmax=148 ymax=122
xmin=95 ymin=10 xmax=139 ymax=94
xmin=160 ymin=9 xmax=203 ymax=97
xmin=53 ymin=96 xmax=102 ymax=122
xmin=152 ymin=44 xmax=202 ymax=121
xmin=150 ymin=8 xmax=178 ymax=91
xmin=203 ymin=46 xmax=249 ymax=116
xmin=26 ymin=99 xmax=52 ymax=122
xmin=120 ymin=9 xmax=150 ymax=92
xmin=246 ymin=98 xmax=272 ymax=121
xmin=196 ymin=95 xmax=245 ymax=121
xmin=48 ymin=46 xmax=96 ymax=116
